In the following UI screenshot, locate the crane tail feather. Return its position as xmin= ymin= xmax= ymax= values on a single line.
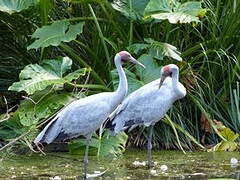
xmin=34 ymin=116 xmax=59 ymax=144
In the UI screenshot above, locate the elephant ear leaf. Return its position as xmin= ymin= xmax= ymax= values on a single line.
xmin=111 ymin=0 xmax=149 ymax=21
xmin=0 ymin=0 xmax=39 ymax=14
xmin=68 ymin=130 xmax=128 ymax=157
xmin=111 ymin=68 xmax=144 ymax=95
xmin=144 ymin=0 xmax=206 ymax=24
xmin=27 ymin=21 xmax=85 ymax=50
xmin=136 ymin=54 xmax=162 ymax=84
xmin=8 ymin=57 xmax=87 ymax=95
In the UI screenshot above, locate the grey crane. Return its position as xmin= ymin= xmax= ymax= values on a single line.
xmin=34 ymin=51 xmax=145 ymax=178
xmin=108 ymin=64 xmax=186 ymax=168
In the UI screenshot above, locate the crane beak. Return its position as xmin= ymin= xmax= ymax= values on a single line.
xmin=129 ymin=57 xmax=146 ymax=68
xmin=159 ymin=74 xmax=167 ymax=89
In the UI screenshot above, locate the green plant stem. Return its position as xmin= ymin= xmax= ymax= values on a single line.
xmin=66 ymin=82 xmax=111 ymax=92
xmin=162 ymin=118 xmax=205 ymax=150
xmin=129 ymin=0 xmax=133 ymax=45
xmin=73 ymin=40 xmax=98 ymax=61
xmin=189 ymin=94 xmax=227 ymax=141
xmin=100 ymin=3 xmax=125 ymax=40
xmin=165 ymin=115 xmax=186 ymax=154
xmin=88 ymin=4 xmax=111 ymax=70
xmin=59 ymin=44 xmax=106 ymax=86
xmin=51 ymin=17 xmax=107 ymax=23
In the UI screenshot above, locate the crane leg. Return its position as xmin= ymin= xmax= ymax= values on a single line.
xmin=83 ymin=134 xmax=92 ymax=179
xmin=147 ymin=125 xmax=153 ymax=169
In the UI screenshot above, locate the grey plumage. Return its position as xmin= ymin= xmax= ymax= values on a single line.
xmin=33 ymin=51 xmax=145 ymax=178
xmin=34 ymin=92 xmax=117 ymax=143
xmin=34 ymin=51 xmax=145 ymax=145
xmin=108 ymin=64 xmax=186 ymax=168
xmin=110 ymin=64 xmax=186 ymax=134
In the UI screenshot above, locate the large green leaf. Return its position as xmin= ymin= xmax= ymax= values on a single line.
xmin=128 ymin=38 xmax=182 ymax=61
xmin=68 ymin=130 xmax=128 ymax=157
xmin=66 ymin=0 xmax=106 ymax=3
xmin=17 ymin=90 xmax=76 ymax=127
xmin=112 ymin=0 xmax=149 ymax=21
xmin=136 ymin=54 xmax=162 ymax=83
xmin=111 ymin=54 xmax=162 ymax=95
xmin=8 ymin=57 xmax=87 ymax=95
xmin=0 ymin=0 xmax=39 ymax=14
xmin=219 ymin=128 xmax=239 ymax=142
xmin=144 ymin=0 xmax=206 ymax=24
xmin=27 ymin=21 xmax=85 ymax=50
xmin=111 ymin=68 xmax=144 ymax=95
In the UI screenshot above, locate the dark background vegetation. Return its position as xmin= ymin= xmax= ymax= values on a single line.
xmin=0 ymin=0 xmax=239 ymax=154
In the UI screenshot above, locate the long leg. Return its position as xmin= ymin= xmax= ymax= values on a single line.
xmin=84 ymin=134 xmax=92 ymax=179
xmin=147 ymin=125 xmax=153 ymax=169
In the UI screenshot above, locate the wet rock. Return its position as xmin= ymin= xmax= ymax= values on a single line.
xmin=230 ymin=157 xmax=238 ymax=164
xmin=132 ymin=161 xmax=146 ymax=166
xmin=160 ymin=165 xmax=168 ymax=171
xmin=49 ymin=176 xmax=61 ymax=180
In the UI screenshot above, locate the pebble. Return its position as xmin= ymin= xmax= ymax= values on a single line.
xmin=230 ymin=157 xmax=238 ymax=164
xmin=150 ymin=169 xmax=158 ymax=176
xmin=49 ymin=176 xmax=61 ymax=180
xmin=132 ymin=161 xmax=146 ymax=166
xmin=160 ymin=165 xmax=168 ymax=171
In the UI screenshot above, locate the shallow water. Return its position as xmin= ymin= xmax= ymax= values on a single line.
xmin=0 ymin=150 xmax=239 ymax=179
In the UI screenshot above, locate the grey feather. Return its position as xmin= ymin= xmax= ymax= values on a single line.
xmin=110 ymin=64 xmax=187 ymax=134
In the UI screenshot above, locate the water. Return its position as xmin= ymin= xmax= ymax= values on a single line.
xmin=0 ymin=150 xmax=239 ymax=179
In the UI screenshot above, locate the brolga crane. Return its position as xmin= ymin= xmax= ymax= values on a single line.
xmin=108 ymin=64 xmax=186 ymax=168
xmin=34 ymin=51 xmax=145 ymax=178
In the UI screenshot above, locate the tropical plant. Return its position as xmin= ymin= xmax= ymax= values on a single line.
xmin=68 ymin=129 xmax=128 ymax=157
xmin=0 ymin=0 xmax=239 ymax=154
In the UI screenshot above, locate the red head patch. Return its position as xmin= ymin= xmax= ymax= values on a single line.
xmin=163 ymin=65 xmax=170 ymax=72
xmin=118 ymin=51 xmax=131 ymax=61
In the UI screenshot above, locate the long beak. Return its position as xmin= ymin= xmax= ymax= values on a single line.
xmin=159 ymin=74 xmax=167 ymax=89
xmin=129 ymin=57 xmax=146 ymax=68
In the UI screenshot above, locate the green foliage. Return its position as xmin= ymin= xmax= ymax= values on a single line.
xmin=111 ymin=0 xmax=149 ymax=21
xmin=0 ymin=89 xmax=76 ymax=140
xmin=16 ymin=90 xmax=75 ymax=127
xmin=210 ymin=128 xmax=239 ymax=152
xmin=28 ymin=21 xmax=85 ymax=50
xmin=144 ymin=0 xmax=206 ymax=24
xmin=66 ymin=0 xmax=106 ymax=3
xmin=128 ymin=38 xmax=182 ymax=61
xmin=8 ymin=57 xmax=87 ymax=95
xmin=111 ymin=68 xmax=144 ymax=94
xmin=111 ymin=54 xmax=161 ymax=94
xmin=0 ymin=0 xmax=39 ymax=14
xmin=68 ymin=130 xmax=128 ymax=157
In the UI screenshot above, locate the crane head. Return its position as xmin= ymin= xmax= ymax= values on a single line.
xmin=159 ymin=64 xmax=178 ymax=89
xmin=118 ymin=51 xmax=145 ymax=68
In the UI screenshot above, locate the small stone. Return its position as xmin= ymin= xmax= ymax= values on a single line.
xmin=153 ymin=161 xmax=158 ymax=165
xmin=10 ymin=167 xmax=15 ymax=170
xmin=150 ymin=169 xmax=157 ymax=176
xmin=126 ymin=176 xmax=131 ymax=179
xmin=132 ymin=161 xmax=146 ymax=166
xmin=230 ymin=157 xmax=238 ymax=164
xmin=192 ymin=172 xmax=205 ymax=176
xmin=160 ymin=165 xmax=168 ymax=171
xmin=11 ymin=175 xmax=16 ymax=178
xmin=49 ymin=176 xmax=61 ymax=180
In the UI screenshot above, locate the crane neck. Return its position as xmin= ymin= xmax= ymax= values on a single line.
xmin=114 ymin=54 xmax=128 ymax=97
xmin=172 ymin=68 xmax=185 ymax=98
